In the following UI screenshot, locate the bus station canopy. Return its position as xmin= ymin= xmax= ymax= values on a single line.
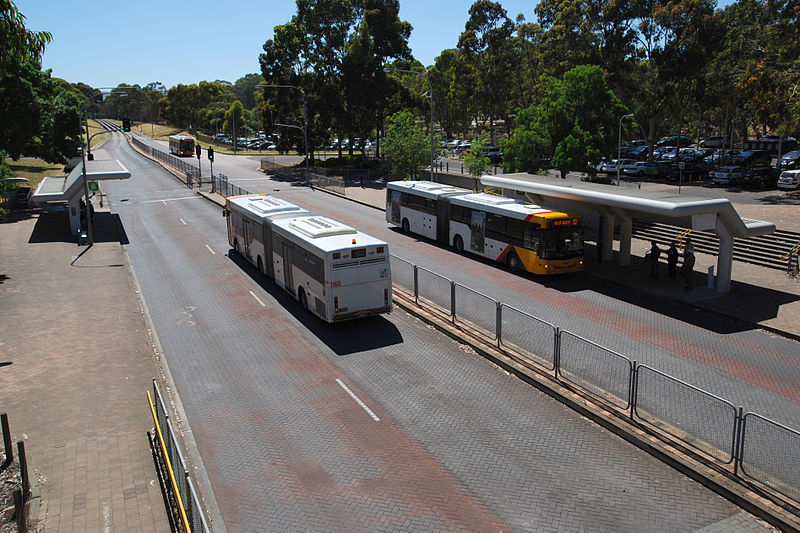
xmin=481 ymin=172 xmax=776 ymax=293
xmin=32 ymin=158 xmax=130 ymax=238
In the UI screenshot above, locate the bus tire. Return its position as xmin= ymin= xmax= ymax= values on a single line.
xmin=257 ymin=256 xmax=264 ymax=275
xmin=507 ymin=252 xmax=522 ymax=272
xmin=453 ymin=234 xmax=464 ymax=252
xmin=401 ymin=218 xmax=410 ymax=234
xmin=298 ymin=288 xmax=308 ymax=311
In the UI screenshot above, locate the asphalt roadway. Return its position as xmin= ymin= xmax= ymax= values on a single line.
xmin=1 ymin=131 xmax=798 ymax=531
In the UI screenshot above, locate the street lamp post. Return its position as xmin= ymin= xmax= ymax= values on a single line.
xmin=617 ymin=113 xmax=634 ymax=187
xmin=257 ymin=84 xmax=309 ymax=185
xmin=385 ymin=67 xmax=435 ymax=182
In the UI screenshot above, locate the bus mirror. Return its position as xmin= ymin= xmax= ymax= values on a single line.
xmin=222 ymin=208 xmax=227 ymax=218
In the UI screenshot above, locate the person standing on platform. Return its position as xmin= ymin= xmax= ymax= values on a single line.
xmin=648 ymin=241 xmax=661 ymax=278
xmin=666 ymin=242 xmax=679 ymax=278
xmin=682 ymin=239 xmax=696 ymax=289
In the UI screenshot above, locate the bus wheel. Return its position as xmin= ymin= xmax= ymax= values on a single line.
xmin=257 ymin=256 xmax=264 ymax=275
xmin=507 ymin=252 xmax=522 ymax=271
xmin=298 ymin=288 xmax=308 ymax=311
xmin=401 ymin=218 xmax=410 ymax=234
xmin=453 ymin=235 xmax=464 ymax=252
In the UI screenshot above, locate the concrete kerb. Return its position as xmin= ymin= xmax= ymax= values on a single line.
xmin=140 ymin=140 xmax=800 ymax=530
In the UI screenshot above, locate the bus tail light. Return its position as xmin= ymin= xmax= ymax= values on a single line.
xmin=333 ymin=252 xmax=341 ymax=260
xmin=384 ymin=289 xmax=389 ymax=305
xmin=377 ymin=246 xmax=384 ymax=254
xmin=334 ymin=296 xmax=339 ymax=310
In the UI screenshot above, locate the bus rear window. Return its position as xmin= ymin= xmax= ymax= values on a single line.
xmin=352 ymin=248 xmax=366 ymax=259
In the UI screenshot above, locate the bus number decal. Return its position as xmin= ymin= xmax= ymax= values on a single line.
xmin=330 ymin=280 xmax=342 ymax=288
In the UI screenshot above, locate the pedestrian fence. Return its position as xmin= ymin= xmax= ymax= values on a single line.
xmin=148 ymin=380 xmax=210 ymax=533
xmin=130 ymin=134 xmax=800 ymax=508
xmin=389 ymin=253 xmax=800 ymax=506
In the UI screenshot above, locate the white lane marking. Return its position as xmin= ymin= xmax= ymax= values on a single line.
xmin=336 ymin=378 xmax=380 ymax=422
xmin=141 ymin=196 xmax=201 ymax=204
xmin=205 ymin=244 xmax=216 ymax=255
xmin=249 ymin=291 xmax=266 ymax=307
xmin=180 ymin=218 xmax=187 ymax=225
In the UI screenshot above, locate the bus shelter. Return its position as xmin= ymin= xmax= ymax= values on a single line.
xmin=481 ymin=173 xmax=775 ymax=293
xmin=31 ymin=159 xmax=130 ymax=239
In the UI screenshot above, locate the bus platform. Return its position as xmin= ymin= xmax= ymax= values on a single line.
xmin=0 ymin=203 xmax=170 ymax=531
xmin=299 ymin=182 xmax=800 ymax=343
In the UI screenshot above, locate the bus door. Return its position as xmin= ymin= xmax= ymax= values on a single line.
xmin=436 ymin=197 xmax=451 ymax=244
xmin=263 ymin=224 xmax=274 ymax=278
xmin=242 ymin=220 xmax=252 ymax=260
xmin=282 ymin=242 xmax=294 ymax=295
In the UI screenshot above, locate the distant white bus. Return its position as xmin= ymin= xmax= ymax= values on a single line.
xmin=386 ymin=180 xmax=584 ymax=275
xmin=226 ymin=194 xmax=392 ymax=322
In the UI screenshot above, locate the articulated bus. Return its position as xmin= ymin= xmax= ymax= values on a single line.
xmin=386 ymin=180 xmax=584 ymax=274
xmin=168 ymin=135 xmax=195 ymax=156
xmin=226 ymin=194 xmax=392 ymax=322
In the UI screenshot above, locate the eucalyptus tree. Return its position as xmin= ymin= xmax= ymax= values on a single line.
xmin=457 ymin=0 xmax=516 ymax=144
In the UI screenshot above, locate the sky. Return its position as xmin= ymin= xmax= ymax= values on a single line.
xmin=18 ymin=0 xmax=540 ymax=90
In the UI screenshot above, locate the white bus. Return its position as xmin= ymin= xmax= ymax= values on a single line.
xmin=226 ymin=194 xmax=392 ymax=322
xmin=387 ymin=180 xmax=584 ymax=275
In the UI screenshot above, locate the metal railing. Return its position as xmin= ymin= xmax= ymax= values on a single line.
xmin=389 ymin=253 xmax=800 ymax=506
xmin=148 ymin=380 xmax=210 ymax=533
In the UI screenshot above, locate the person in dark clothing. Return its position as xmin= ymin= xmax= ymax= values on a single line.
xmin=666 ymin=242 xmax=679 ymax=278
xmin=682 ymin=240 xmax=696 ymax=289
xmin=648 ymin=241 xmax=661 ymax=278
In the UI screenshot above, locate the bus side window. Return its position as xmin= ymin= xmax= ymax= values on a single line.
xmin=524 ymin=225 xmax=538 ymax=252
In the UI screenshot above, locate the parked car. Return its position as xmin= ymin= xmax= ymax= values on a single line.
xmin=652 ymin=146 xmax=675 ymax=159
xmin=600 ymin=158 xmax=635 ymax=174
xmin=699 ymin=135 xmax=729 ymax=148
xmin=777 ymin=169 xmax=800 ymax=190
xmin=628 ymin=145 xmax=650 ymax=160
xmin=741 ymin=167 xmax=782 ymax=189
xmin=482 ymin=146 xmax=503 ymax=164
xmin=778 ymin=150 xmax=800 ymax=170
xmin=622 ymin=161 xmax=648 ymax=176
xmin=666 ymin=162 xmax=708 ymax=182
xmin=643 ymin=160 xmax=671 ymax=179
xmin=703 ymin=149 xmax=740 ymax=165
xmin=735 ymin=150 xmax=772 ymax=167
xmin=712 ymin=166 xmax=747 ymax=186
xmin=758 ymin=134 xmax=797 ymax=143
xmin=455 ymin=142 xmax=471 ymax=155
xmin=736 ymin=150 xmax=772 ymax=167
xmin=656 ymin=135 xmax=692 ymax=148
xmin=662 ymin=147 xmax=696 ymax=162
xmin=618 ymin=139 xmax=647 ymax=157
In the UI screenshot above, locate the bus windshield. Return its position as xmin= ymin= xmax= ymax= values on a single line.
xmin=541 ymin=227 xmax=584 ymax=260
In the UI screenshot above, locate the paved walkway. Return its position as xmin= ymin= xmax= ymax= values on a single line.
xmin=0 ymin=204 xmax=170 ymax=531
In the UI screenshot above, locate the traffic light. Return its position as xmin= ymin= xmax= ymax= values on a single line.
xmin=195 ymin=144 xmax=202 ymax=158
xmin=207 ymin=146 xmax=214 ymax=162
xmin=122 ymin=118 xmax=131 ymax=132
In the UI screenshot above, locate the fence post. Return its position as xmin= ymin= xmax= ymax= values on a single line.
xmin=17 ymin=440 xmax=29 ymax=497
xmin=184 ymin=470 xmax=193 ymax=527
xmin=733 ymin=406 xmax=744 ymax=476
xmin=629 ymin=360 xmax=638 ymax=421
xmin=13 ymin=489 xmax=25 ymax=531
xmin=413 ymin=265 xmax=419 ymax=303
xmin=450 ymin=281 xmax=456 ymax=320
xmin=495 ymin=301 xmax=502 ymax=346
xmin=554 ymin=327 xmax=561 ymax=378
xmin=1 ymin=413 xmax=12 ymax=465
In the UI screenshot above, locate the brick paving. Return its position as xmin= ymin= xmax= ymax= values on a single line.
xmin=0 ymin=206 xmax=170 ymax=532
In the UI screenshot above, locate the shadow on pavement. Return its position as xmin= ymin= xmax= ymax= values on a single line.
xmin=28 ymin=209 xmax=129 ymax=245
xmin=228 ymin=251 xmax=404 ymax=355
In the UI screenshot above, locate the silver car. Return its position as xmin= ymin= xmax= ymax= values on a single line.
xmin=712 ymin=166 xmax=747 ymax=186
